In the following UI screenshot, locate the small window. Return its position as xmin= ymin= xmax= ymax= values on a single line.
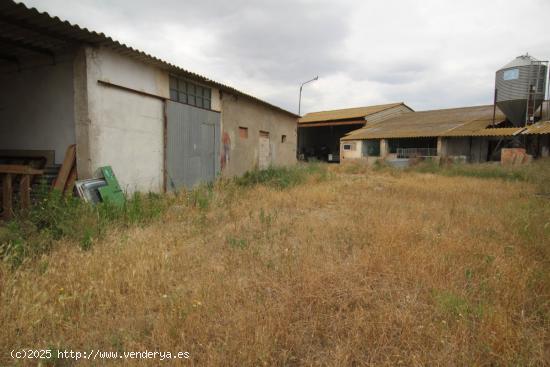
xmin=169 ymin=75 xmax=212 ymax=109
xmin=170 ymin=89 xmax=178 ymax=101
xmin=259 ymin=131 xmax=269 ymax=138
xmin=187 ymin=83 xmax=195 ymax=96
xmin=239 ymin=127 xmax=248 ymax=139
xmin=196 ymin=96 xmax=203 ymax=108
xmin=343 ymin=144 xmax=352 ymax=151
xmin=178 ymin=80 xmax=187 ymax=93
xmin=169 ymin=76 xmax=178 ymax=100
xmin=281 ymin=135 xmax=287 ymax=143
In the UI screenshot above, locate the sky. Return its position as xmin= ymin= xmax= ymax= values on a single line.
xmin=18 ymin=0 xmax=550 ymax=115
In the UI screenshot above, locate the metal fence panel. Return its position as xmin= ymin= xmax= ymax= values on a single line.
xmin=396 ymin=148 xmax=437 ymax=158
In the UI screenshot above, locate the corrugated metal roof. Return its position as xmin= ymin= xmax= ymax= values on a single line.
xmin=297 ymin=120 xmax=366 ymax=128
xmin=342 ymin=105 xmax=506 ymax=140
xmin=0 ymin=0 xmax=298 ymax=117
xmin=445 ymin=127 xmax=524 ymax=137
xmin=298 ymin=103 xmax=406 ymax=123
xmin=522 ymin=121 xmax=550 ymax=135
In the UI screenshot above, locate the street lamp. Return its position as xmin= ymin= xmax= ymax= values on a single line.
xmin=298 ymin=76 xmax=318 ymax=116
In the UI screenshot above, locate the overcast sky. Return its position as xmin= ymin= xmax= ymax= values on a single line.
xmin=19 ymin=0 xmax=550 ymax=114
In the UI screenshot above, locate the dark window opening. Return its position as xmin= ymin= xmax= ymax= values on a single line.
xmin=281 ymin=135 xmax=287 ymax=143
xmin=363 ymin=139 xmax=380 ymax=156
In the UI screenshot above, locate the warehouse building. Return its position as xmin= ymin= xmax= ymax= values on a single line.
xmin=340 ymin=104 xmax=550 ymax=163
xmin=298 ymin=103 xmax=412 ymax=162
xmin=0 ymin=1 xmax=297 ymax=193
xmin=340 ymin=54 xmax=550 ymax=165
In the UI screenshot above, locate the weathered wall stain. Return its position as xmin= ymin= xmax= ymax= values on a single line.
xmin=220 ymin=131 xmax=231 ymax=170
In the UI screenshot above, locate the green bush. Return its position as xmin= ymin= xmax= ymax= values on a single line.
xmin=236 ymin=163 xmax=327 ymax=189
xmin=187 ymin=183 xmax=214 ymax=210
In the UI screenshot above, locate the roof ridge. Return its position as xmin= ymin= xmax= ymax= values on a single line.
xmin=302 ymin=102 xmax=403 ymax=116
xmin=415 ymin=104 xmax=495 ymax=114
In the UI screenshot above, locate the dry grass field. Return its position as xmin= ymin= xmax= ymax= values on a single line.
xmin=1 ymin=161 xmax=549 ymax=366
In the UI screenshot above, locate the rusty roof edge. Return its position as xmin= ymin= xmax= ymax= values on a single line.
xmin=7 ymin=0 xmax=299 ymax=118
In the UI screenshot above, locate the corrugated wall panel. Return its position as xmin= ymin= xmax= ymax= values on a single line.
xmin=166 ymin=101 xmax=220 ymax=190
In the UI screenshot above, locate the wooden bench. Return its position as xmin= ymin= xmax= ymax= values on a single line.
xmin=0 ymin=164 xmax=44 ymax=220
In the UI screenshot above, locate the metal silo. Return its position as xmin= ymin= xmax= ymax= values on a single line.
xmin=495 ymin=54 xmax=548 ymax=126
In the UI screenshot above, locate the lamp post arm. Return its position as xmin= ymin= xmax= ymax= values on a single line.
xmin=298 ymin=76 xmax=318 ymax=116
xmin=299 ymin=85 xmax=303 ymax=116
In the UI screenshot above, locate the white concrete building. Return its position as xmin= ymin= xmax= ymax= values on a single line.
xmin=0 ymin=1 xmax=297 ymax=193
xmin=340 ymin=104 xmax=550 ymax=164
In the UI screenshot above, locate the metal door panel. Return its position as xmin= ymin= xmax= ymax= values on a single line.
xmin=201 ymin=123 xmax=216 ymax=183
xmin=166 ymin=101 xmax=220 ymax=190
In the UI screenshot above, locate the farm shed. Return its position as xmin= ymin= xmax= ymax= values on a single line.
xmin=298 ymin=103 xmax=413 ymax=162
xmin=340 ymin=104 xmax=550 ymax=163
xmin=0 ymin=0 xmax=297 ymax=195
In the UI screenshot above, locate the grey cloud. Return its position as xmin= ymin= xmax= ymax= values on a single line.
xmin=18 ymin=0 xmax=550 ymax=114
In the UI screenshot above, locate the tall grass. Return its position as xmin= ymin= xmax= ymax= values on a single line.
xmin=1 ymin=162 xmax=549 ymax=365
xmin=406 ymin=158 xmax=550 ymax=193
xmin=0 ymin=165 xmax=329 ymax=268
xmin=0 ymin=186 xmax=170 ymax=268
xmin=236 ymin=163 xmax=328 ymax=189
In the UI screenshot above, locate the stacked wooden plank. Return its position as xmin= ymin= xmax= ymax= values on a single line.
xmin=53 ymin=144 xmax=77 ymax=196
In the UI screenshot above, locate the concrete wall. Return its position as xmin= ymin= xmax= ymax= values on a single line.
xmin=444 ymin=137 xmax=470 ymax=157
xmin=81 ymin=46 xmax=166 ymax=193
xmin=470 ymin=137 xmax=488 ymax=163
xmin=340 ymin=139 xmax=383 ymax=164
xmin=340 ymin=140 xmax=362 ymax=160
xmin=79 ymin=45 xmax=293 ymax=191
xmin=0 ymin=54 xmax=76 ymax=164
xmin=219 ymin=93 xmax=297 ymax=177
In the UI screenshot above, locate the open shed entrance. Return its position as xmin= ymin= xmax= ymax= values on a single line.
xmin=299 ymin=123 xmax=364 ymax=162
xmin=0 ymin=46 xmax=78 ymax=218
xmin=0 ymin=53 xmax=77 ymax=218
